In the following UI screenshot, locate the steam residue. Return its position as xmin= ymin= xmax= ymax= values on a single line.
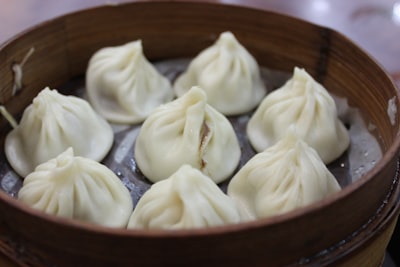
xmin=335 ymin=96 xmax=382 ymax=181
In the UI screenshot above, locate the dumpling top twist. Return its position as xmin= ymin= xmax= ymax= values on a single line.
xmin=134 ymin=86 xmax=241 ymax=183
xmin=247 ymin=67 xmax=350 ymax=164
xmin=128 ymin=164 xmax=241 ymax=229
xmin=18 ymin=148 xmax=133 ymax=228
xmin=174 ymin=31 xmax=266 ymax=115
xmin=5 ymin=87 xmax=114 ymax=177
xmin=86 ymin=40 xmax=174 ymax=124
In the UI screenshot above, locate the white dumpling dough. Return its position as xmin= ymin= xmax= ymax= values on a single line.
xmin=128 ymin=164 xmax=241 ymax=229
xmin=247 ymin=67 xmax=350 ymax=164
xmin=18 ymin=148 xmax=133 ymax=228
xmin=174 ymin=31 xmax=266 ymax=115
xmin=5 ymin=87 xmax=114 ymax=177
xmin=86 ymin=40 xmax=174 ymax=124
xmin=134 ymin=86 xmax=241 ymax=183
xmin=228 ymin=131 xmax=341 ymax=221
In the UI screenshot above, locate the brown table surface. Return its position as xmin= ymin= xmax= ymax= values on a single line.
xmin=0 ymin=0 xmax=399 ymax=266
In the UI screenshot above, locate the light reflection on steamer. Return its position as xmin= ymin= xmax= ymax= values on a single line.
xmin=112 ymin=127 xmax=140 ymax=164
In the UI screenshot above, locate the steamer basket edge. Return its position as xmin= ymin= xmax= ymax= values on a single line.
xmin=0 ymin=2 xmax=399 ymax=266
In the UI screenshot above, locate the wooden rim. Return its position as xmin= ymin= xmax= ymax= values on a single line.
xmin=0 ymin=3 xmax=399 ymax=266
xmin=0 ymin=0 xmax=399 ymax=238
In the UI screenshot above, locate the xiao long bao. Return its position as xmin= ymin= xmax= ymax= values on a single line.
xmin=128 ymin=164 xmax=241 ymax=229
xmin=4 ymin=87 xmax=114 ymax=177
xmin=174 ymin=31 xmax=266 ymax=115
xmin=228 ymin=130 xmax=341 ymax=221
xmin=134 ymin=86 xmax=241 ymax=184
xmin=1 ymin=32 xmax=355 ymax=232
xmin=18 ymin=148 xmax=133 ymax=228
xmin=86 ymin=40 xmax=174 ymax=124
xmin=247 ymin=67 xmax=350 ymax=164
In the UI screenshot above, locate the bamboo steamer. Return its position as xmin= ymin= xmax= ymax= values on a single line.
xmin=0 ymin=2 xmax=399 ymax=266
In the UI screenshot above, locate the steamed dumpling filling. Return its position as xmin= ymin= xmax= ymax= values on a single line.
xmin=174 ymin=31 xmax=266 ymax=115
xmin=134 ymin=86 xmax=241 ymax=183
xmin=128 ymin=164 xmax=241 ymax=229
xmin=228 ymin=131 xmax=341 ymax=221
xmin=247 ymin=67 xmax=350 ymax=164
xmin=18 ymin=148 xmax=133 ymax=228
xmin=86 ymin=40 xmax=174 ymax=124
xmin=4 ymin=87 xmax=114 ymax=177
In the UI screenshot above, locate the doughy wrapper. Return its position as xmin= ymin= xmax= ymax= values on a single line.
xmin=5 ymin=88 xmax=114 ymax=177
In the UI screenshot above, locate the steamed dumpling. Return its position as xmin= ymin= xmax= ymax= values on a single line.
xmin=86 ymin=40 xmax=174 ymax=124
xmin=128 ymin=164 xmax=241 ymax=229
xmin=134 ymin=86 xmax=241 ymax=183
xmin=18 ymin=148 xmax=133 ymax=228
xmin=228 ymin=131 xmax=341 ymax=221
xmin=247 ymin=67 xmax=350 ymax=164
xmin=174 ymin=31 xmax=266 ymax=115
xmin=5 ymin=87 xmax=113 ymax=177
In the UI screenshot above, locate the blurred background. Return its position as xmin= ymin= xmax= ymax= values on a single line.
xmin=0 ymin=0 xmax=399 ymax=266
xmin=0 ymin=0 xmax=399 ymax=87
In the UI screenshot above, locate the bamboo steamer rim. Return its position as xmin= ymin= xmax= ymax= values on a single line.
xmin=0 ymin=156 xmax=398 ymax=238
xmin=0 ymin=0 xmax=399 ymax=238
xmin=1 ymin=162 xmax=399 ymax=267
